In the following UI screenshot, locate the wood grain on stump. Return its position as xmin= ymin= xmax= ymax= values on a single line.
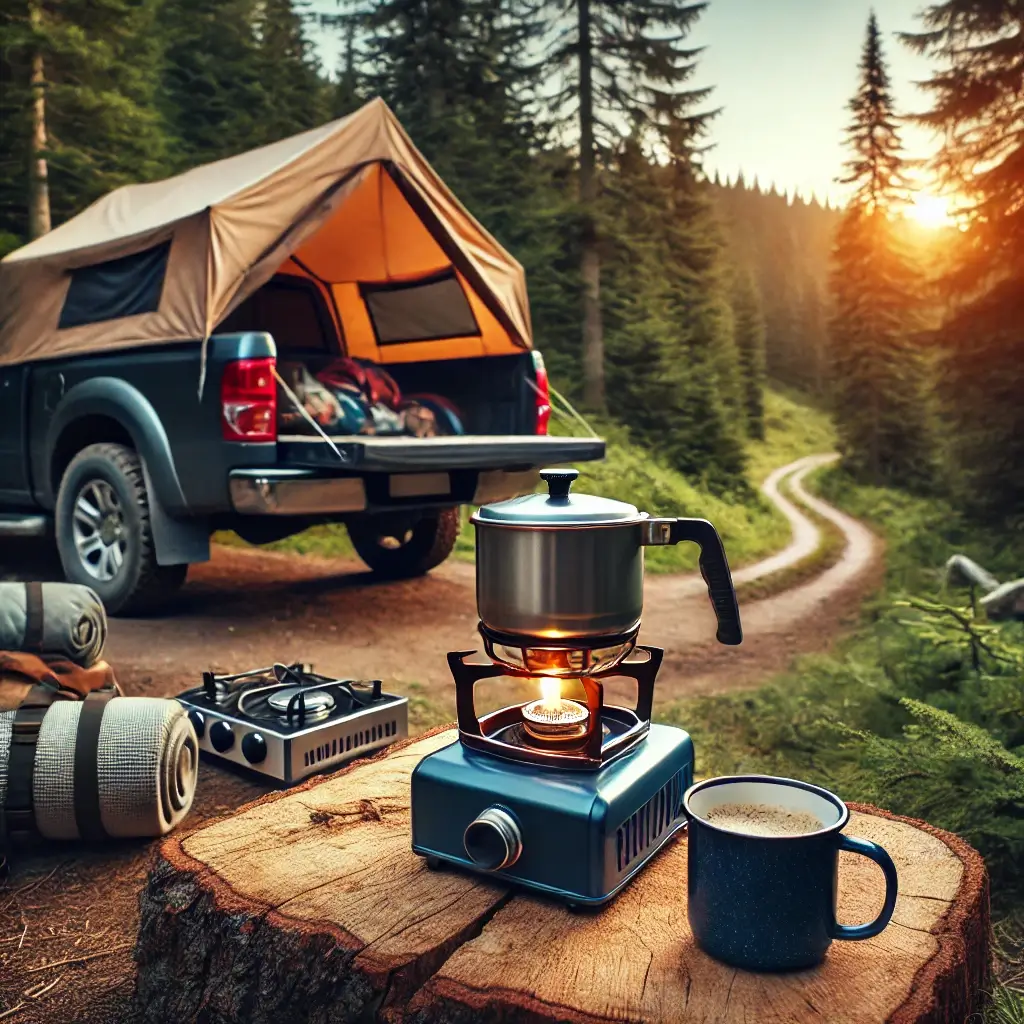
xmin=134 ymin=727 xmax=990 ymax=1024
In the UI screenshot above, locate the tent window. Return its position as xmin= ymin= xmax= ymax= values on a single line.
xmin=362 ymin=270 xmax=479 ymax=345
xmin=216 ymin=277 xmax=336 ymax=353
xmin=58 ymin=241 xmax=171 ymax=330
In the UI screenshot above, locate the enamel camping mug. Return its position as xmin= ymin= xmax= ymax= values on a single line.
xmin=683 ymin=775 xmax=899 ymax=971
xmin=470 ymin=468 xmax=743 ymax=644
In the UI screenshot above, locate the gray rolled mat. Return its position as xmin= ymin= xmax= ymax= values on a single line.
xmin=0 ymin=698 xmax=198 ymax=840
xmin=0 ymin=582 xmax=107 ymax=667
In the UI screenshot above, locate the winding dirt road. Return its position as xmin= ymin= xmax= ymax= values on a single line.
xmin=646 ymin=453 xmax=882 ymax=696
xmin=0 ymin=453 xmax=883 ymax=1023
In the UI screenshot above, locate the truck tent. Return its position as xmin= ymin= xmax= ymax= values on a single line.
xmin=0 ymin=97 xmax=532 ymax=371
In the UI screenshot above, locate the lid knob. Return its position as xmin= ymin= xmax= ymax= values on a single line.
xmin=540 ymin=468 xmax=579 ymax=502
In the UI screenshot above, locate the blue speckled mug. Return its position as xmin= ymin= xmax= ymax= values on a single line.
xmin=683 ymin=775 xmax=898 ymax=971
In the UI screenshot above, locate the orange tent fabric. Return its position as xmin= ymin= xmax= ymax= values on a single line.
xmin=0 ymin=98 xmax=532 ymax=368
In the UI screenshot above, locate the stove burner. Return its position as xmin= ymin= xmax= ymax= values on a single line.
xmin=267 ymin=686 xmax=336 ymax=721
xmin=521 ymin=698 xmax=589 ymax=743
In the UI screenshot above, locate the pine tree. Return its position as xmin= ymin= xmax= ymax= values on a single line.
xmin=328 ymin=0 xmax=371 ymax=117
xmin=709 ymin=172 xmax=839 ymax=399
xmin=26 ymin=0 xmax=50 ymax=238
xmin=0 ymin=0 xmax=168 ymax=242
xmin=252 ymin=0 xmax=330 ymax=145
xmin=535 ymin=0 xmax=714 ymax=410
xmin=829 ymin=13 xmax=937 ymax=489
xmin=0 ymin=3 xmax=32 ymax=253
xmin=157 ymin=0 xmax=268 ymax=167
xmin=903 ymin=1 xmax=1024 ymax=521
xmin=798 ymin=276 xmax=827 ymax=395
xmin=603 ymin=138 xmax=746 ymax=488
xmin=731 ymin=269 xmax=767 ymax=439
xmin=760 ymin=218 xmax=801 ymax=386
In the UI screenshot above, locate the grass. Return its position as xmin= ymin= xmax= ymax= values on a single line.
xmin=219 ymin=385 xmax=837 ymax=573
xmin=988 ymin=987 xmax=1024 ymax=1024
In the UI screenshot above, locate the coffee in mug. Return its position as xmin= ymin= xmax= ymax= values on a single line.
xmin=683 ymin=775 xmax=898 ymax=971
xmin=704 ymin=802 xmax=824 ymax=837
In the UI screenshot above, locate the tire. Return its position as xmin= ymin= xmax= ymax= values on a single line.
xmin=347 ymin=508 xmax=460 ymax=579
xmin=55 ymin=443 xmax=188 ymax=615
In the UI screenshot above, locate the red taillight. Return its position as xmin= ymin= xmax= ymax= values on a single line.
xmin=531 ymin=350 xmax=550 ymax=436
xmin=221 ymin=358 xmax=277 ymax=442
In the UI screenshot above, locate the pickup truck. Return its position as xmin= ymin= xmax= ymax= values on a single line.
xmin=0 ymin=101 xmax=607 ymax=613
xmin=0 ymin=322 xmax=603 ymax=614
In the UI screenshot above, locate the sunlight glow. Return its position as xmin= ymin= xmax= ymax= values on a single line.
xmin=906 ymin=193 xmax=955 ymax=230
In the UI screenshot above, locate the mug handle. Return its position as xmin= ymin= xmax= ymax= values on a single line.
xmin=831 ymin=834 xmax=899 ymax=940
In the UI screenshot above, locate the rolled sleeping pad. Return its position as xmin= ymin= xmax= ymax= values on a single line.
xmin=0 ymin=582 xmax=107 ymax=668
xmin=0 ymin=697 xmax=198 ymax=840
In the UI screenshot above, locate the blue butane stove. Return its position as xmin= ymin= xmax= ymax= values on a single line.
xmin=411 ymin=640 xmax=694 ymax=908
xmin=411 ymin=468 xmax=742 ymax=909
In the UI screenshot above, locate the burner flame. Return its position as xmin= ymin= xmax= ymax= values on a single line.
xmin=539 ymin=677 xmax=561 ymax=712
xmin=522 ymin=677 xmax=590 ymax=745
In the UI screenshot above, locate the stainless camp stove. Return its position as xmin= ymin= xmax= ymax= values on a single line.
xmin=410 ymin=468 xmax=744 ymax=907
xmin=176 ymin=663 xmax=408 ymax=784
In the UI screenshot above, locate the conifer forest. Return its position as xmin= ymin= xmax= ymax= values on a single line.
xmin=1 ymin=0 xmax=1023 ymax=1014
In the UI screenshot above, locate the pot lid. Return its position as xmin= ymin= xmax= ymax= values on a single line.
xmin=474 ymin=469 xmax=642 ymax=525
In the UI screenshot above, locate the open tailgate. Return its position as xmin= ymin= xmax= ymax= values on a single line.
xmin=276 ymin=434 xmax=606 ymax=472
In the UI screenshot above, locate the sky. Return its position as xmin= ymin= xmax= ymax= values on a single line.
xmin=690 ymin=0 xmax=939 ymax=204
xmin=309 ymin=0 xmax=942 ymax=207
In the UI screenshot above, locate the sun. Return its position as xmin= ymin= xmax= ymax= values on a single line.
xmin=906 ymin=192 xmax=955 ymax=230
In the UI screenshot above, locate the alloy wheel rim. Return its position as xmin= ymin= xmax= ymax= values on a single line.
xmin=378 ymin=529 xmax=414 ymax=551
xmin=72 ymin=479 xmax=127 ymax=581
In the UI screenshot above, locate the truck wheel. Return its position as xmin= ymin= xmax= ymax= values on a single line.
xmin=347 ymin=508 xmax=460 ymax=579
xmin=55 ymin=443 xmax=187 ymax=615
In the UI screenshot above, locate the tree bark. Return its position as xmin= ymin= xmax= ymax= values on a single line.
xmin=135 ymin=727 xmax=991 ymax=1024
xmin=28 ymin=0 xmax=51 ymax=240
xmin=577 ymin=0 xmax=604 ymax=411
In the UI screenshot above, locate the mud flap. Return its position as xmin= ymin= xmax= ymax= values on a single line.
xmin=142 ymin=461 xmax=210 ymax=566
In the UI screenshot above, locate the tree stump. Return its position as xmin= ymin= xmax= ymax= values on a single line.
xmin=134 ymin=727 xmax=990 ymax=1024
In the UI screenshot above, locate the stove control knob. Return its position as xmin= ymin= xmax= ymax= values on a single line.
xmin=241 ymin=732 xmax=267 ymax=764
xmin=209 ymin=721 xmax=235 ymax=753
xmin=187 ymin=710 xmax=205 ymax=739
xmin=464 ymin=807 xmax=522 ymax=871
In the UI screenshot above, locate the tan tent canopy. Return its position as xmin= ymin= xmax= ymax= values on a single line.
xmin=0 ymin=97 xmax=532 ymax=369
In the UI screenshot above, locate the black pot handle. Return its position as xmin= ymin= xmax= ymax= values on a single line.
xmin=666 ymin=518 xmax=743 ymax=646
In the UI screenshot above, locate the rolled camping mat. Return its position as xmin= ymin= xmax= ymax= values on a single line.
xmin=0 ymin=697 xmax=198 ymax=841
xmin=0 ymin=582 xmax=107 ymax=668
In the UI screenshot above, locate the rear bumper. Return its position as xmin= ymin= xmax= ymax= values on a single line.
xmin=228 ymin=467 xmax=542 ymax=517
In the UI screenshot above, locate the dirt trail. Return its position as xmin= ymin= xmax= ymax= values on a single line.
xmin=644 ymin=452 xmax=883 ymax=696
xmin=0 ymin=453 xmax=883 ymax=1023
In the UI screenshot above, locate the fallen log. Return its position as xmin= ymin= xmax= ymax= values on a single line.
xmin=134 ymin=727 xmax=990 ymax=1024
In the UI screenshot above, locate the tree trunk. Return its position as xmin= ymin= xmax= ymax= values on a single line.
xmin=577 ymin=0 xmax=604 ymax=411
xmin=28 ymin=0 xmax=51 ymax=240
xmin=135 ymin=727 xmax=991 ymax=1024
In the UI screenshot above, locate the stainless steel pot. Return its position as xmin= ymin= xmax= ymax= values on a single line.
xmin=471 ymin=468 xmax=742 ymax=646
